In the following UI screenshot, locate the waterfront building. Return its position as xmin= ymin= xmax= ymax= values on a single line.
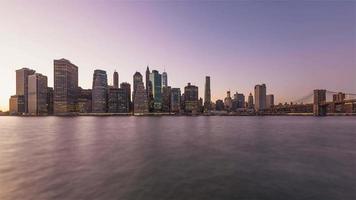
xmin=133 ymin=81 xmax=149 ymax=114
xmin=78 ymin=88 xmax=92 ymax=113
xmin=92 ymin=69 xmax=108 ymax=113
xmin=149 ymin=70 xmax=162 ymax=111
xmin=28 ymin=73 xmax=48 ymax=115
xmin=54 ymin=59 xmax=78 ymax=114
xmin=232 ymin=92 xmax=245 ymax=111
xmin=118 ymin=88 xmax=129 ymax=113
xmin=108 ymin=87 xmax=119 ymax=113
xmin=16 ymin=67 xmax=35 ymax=113
xmin=113 ymin=71 xmax=119 ymax=88
xmin=248 ymin=93 xmax=254 ymax=109
xmin=162 ymin=86 xmax=171 ymax=112
xmin=224 ymin=91 xmax=232 ymax=111
xmin=266 ymin=94 xmax=275 ymax=109
xmin=9 ymin=95 xmax=25 ymax=115
xmin=215 ymin=99 xmax=224 ymax=111
xmin=204 ymin=76 xmax=211 ymax=111
xmin=162 ymin=71 xmax=168 ymax=88
xmin=254 ymin=84 xmax=266 ymax=111
xmin=145 ymin=66 xmax=153 ymax=111
xmin=170 ymin=88 xmax=181 ymax=113
xmin=120 ymin=82 xmax=131 ymax=111
xmin=184 ymin=83 xmax=199 ymax=113
xmin=47 ymin=87 xmax=54 ymax=115
xmin=133 ymin=71 xmax=143 ymax=94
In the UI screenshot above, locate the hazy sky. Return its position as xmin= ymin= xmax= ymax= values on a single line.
xmin=0 ymin=0 xmax=355 ymax=111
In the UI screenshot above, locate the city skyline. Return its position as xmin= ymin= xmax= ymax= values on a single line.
xmin=1 ymin=1 xmax=355 ymax=111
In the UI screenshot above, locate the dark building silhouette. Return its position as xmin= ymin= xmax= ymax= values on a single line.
xmin=248 ymin=93 xmax=254 ymax=109
xmin=120 ymin=82 xmax=131 ymax=111
xmin=224 ymin=91 xmax=232 ymax=111
xmin=145 ymin=66 xmax=153 ymax=111
xmin=133 ymin=81 xmax=148 ymax=114
xmin=149 ymin=70 xmax=162 ymax=111
xmin=16 ymin=67 xmax=35 ymax=113
xmin=108 ymin=87 xmax=120 ymax=113
xmin=78 ymin=87 xmax=92 ymax=113
xmin=204 ymin=76 xmax=211 ymax=111
xmin=92 ymin=69 xmax=108 ymax=113
xmin=215 ymin=99 xmax=224 ymax=111
xmin=170 ymin=88 xmax=181 ymax=113
xmin=113 ymin=71 xmax=119 ymax=88
xmin=54 ymin=59 xmax=78 ymax=114
xmin=47 ymin=87 xmax=54 ymax=115
xmin=162 ymin=71 xmax=168 ymax=88
xmin=162 ymin=86 xmax=171 ymax=112
xmin=184 ymin=83 xmax=199 ymax=113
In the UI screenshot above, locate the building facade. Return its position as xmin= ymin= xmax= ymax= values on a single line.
xmin=162 ymin=71 xmax=168 ymax=88
xmin=133 ymin=81 xmax=149 ymax=114
xmin=162 ymin=86 xmax=171 ymax=112
xmin=170 ymin=88 xmax=181 ymax=113
xmin=16 ymin=68 xmax=35 ymax=113
xmin=248 ymin=93 xmax=254 ymax=109
xmin=266 ymin=94 xmax=274 ymax=109
xmin=54 ymin=59 xmax=78 ymax=114
xmin=149 ymin=70 xmax=162 ymax=111
xmin=224 ymin=91 xmax=232 ymax=111
xmin=120 ymin=82 xmax=131 ymax=111
xmin=184 ymin=83 xmax=199 ymax=113
xmin=9 ymin=95 xmax=25 ymax=115
xmin=204 ymin=76 xmax=211 ymax=111
xmin=113 ymin=71 xmax=119 ymax=88
xmin=92 ymin=69 xmax=108 ymax=113
xmin=254 ymin=84 xmax=266 ymax=111
xmin=28 ymin=73 xmax=48 ymax=115
xmin=78 ymin=88 xmax=92 ymax=113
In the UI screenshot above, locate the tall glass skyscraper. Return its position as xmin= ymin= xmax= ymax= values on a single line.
xmin=92 ymin=69 xmax=108 ymax=113
xmin=54 ymin=59 xmax=78 ymax=114
xmin=149 ymin=70 xmax=162 ymax=111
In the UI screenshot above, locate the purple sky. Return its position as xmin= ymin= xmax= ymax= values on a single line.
xmin=0 ymin=0 xmax=355 ymax=111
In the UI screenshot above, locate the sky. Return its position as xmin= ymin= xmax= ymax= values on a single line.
xmin=0 ymin=0 xmax=355 ymax=111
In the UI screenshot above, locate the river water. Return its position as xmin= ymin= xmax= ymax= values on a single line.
xmin=0 ymin=116 xmax=355 ymax=200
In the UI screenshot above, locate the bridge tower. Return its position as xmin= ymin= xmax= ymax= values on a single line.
xmin=313 ymin=89 xmax=326 ymax=116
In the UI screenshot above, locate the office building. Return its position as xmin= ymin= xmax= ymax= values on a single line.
xmin=248 ymin=93 xmax=254 ymax=109
xmin=92 ymin=69 xmax=108 ymax=113
xmin=54 ymin=59 xmax=78 ymax=114
xmin=78 ymin=88 xmax=92 ymax=113
xmin=162 ymin=71 xmax=168 ymax=88
xmin=120 ymin=82 xmax=131 ymax=111
xmin=133 ymin=81 xmax=149 ymax=114
xmin=204 ymin=76 xmax=211 ymax=111
xmin=108 ymin=87 xmax=120 ymax=113
xmin=224 ymin=91 xmax=232 ymax=111
xmin=9 ymin=95 xmax=25 ymax=115
xmin=170 ymin=88 xmax=181 ymax=113
xmin=254 ymin=84 xmax=266 ymax=111
xmin=118 ymin=88 xmax=129 ymax=113
xmin=16 ymin=68 xmax=35 ymax=113
xmin=149 ymin=70 xmax=162 ymax=111
xmin=184 ymin=83 xmax=199 ymax=113
xmin=266 ymin=94 xmax=274 ymax=109
xmin=28 ymin=73 xmax=48 ymax=115
xmin=215 ymin=99 xmax=224 ymax=111
xmin=47 ymin=87 xmax=54 ymax=115
xmin=113 ymin=71 xmax=119 ymax=88
xmin=162 ymin=86 xmax=171 ymax=112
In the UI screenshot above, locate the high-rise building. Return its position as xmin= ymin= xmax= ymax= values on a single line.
xmin=108 ymin=87 xmax=119 ymax=113
xmin=146 ymin=66 xmax=153 ymax=112
xmin=224 ymin=91 xmax=232 ymax=111
xmin=266 ymin=94 xmax=274 ymax=109
xmin=133 ymin=72 xmax=143 ymax=94
xmin=232 ymin=92 xmax=245 ymax=110
xmin=28 ymin=73 xmax=48 ymax=115
xmin=215 ymin=99 xmax=224 ymax=111
xmin=149 ymin=70 xmax=162 ymax=111
xmin=254 ymin=84 xmax=266 ymax=111
xmin=9 ymin=95 xmax=25 ymax=115
xmin=133 ymin=81 xmax=149 ymax=114
xmin=47 ymin=87 xmax=54 ymax=115
xmin=162 ymin=86 xmax=171 ymax=112
xmin=78 ymin=87 xmax=92 ymax=113
xmin=92 ymin=69 xmax=108 ymax=113
xmin=248 ymin=93 xmax=254 ymax=109
xmin=162 ymin=71 xmax=168 ymax=88
xmin=113 ymin=71 xmax=119 ymax=88
xmin=118 ymin=88 xmax=129 ymax=113
xmin=54 ymin=59 xmax=78 ymax=114
xmin=204 ymin=76 xmax=211 ymax=111
xmin=170 ymin=88 xmax=181 ymax=113
xmin=184 ymin=83 xmax=199 ymax=113
xmin=120 ymin=82 xmax=131 ymax=111
xmin=16 ymin=68 xmax=35 ymax=113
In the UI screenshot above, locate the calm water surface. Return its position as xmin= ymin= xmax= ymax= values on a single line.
xmin=0 ymin=116 xmax=355 ymax=200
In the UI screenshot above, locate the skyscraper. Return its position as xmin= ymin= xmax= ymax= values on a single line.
xmin=113 ymin=71 xmax=119 ymax=88
xmin=162 ymin=86 xmax=171 ymax=112
xmin=117 ymin=88 xmax=129 ymax=113
xmin=78 ymin=87 xmax=92 ymax=113
xmin=92 ymin=69 xmax=108 ymax=113
xmin=16 ymin=68 xmax=35 ymax=113
xmin=133 ymin=72 xmax=143 ymax=94
xmin=170 ymin=88 xmax=181 ymax=113
xmin=28 ymin=73 xmax=48 ymax=115
xmin=162 ymin=71 xmax=168 ymax=88
xmin=254 ymin=84 xmax=266 ymax=111
xmin=204 ymin=76 xmax=211 ymax=111
xmin=184 ymin=83 xmax=199 ymax=113
xmin=9 ymin=95 xmax=25 ymax=115
xmin=146 ymin=66 xmax=153 ymax=112
xmin=133 ymin=81 xmax=149 ymax=114
xmin=149 ymin=70 xmax=162 ymax=111
xmin=54 ymin=59 xmax=78 ymax=114
xmin=224 ymin=91 xmax=232 ymax=111
xmin=108 ymin=87 xmax=119 ymax=113
xmin=248 ymin=93 xmax=254 ymax=109
xmin=120 ymin=82 xmax=131 ymax=111
xmin=266 ymin=94 xmax=274 ymax=109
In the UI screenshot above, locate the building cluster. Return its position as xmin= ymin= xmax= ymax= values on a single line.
xmin=9 ymin=58 xmax=355 ymax=116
